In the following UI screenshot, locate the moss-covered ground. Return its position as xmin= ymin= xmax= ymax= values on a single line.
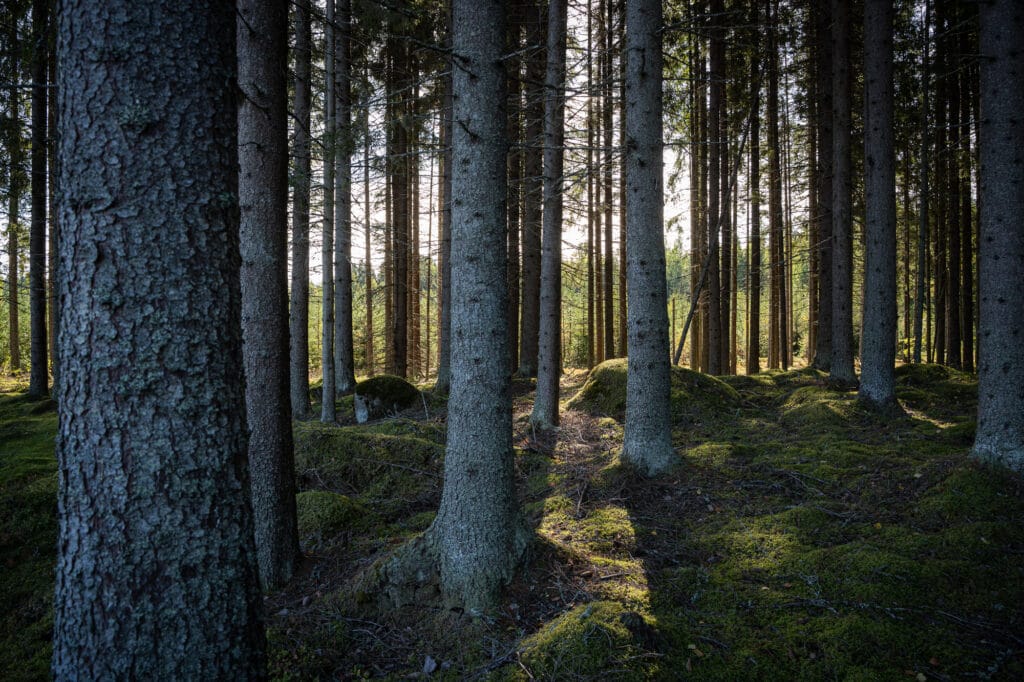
xmin=2 ymin=364 xmax=1022 ymax=680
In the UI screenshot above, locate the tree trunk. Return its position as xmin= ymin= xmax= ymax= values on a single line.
xmin=321 ymin=0 xmax=337 ymax=420
xmin=390 ymin=38 xmax=409 ymax=379
xmin=334 ymin=0 xmax=356 ymax=393
xmin=747 ymin=57 xmax=761 ymax=376
xmin=830 ymin=0 xmax=856 ymax=384
xmin=768 ymin=3 xmax=786 ymax=372
xmin=289 ymin=0 xmax=312 ymax=418
xmin=530 ymin=0 xmax=567 ymax=430
xmin=364 ymin=98 xmax=375 ymax=377
xmin=518 ymin=0 xmax=544 ymax=377
xmin=47 ymin=50 xmax=58 ymax=391
xmin=958 ymin=18 xmax=974 ymax=373
xmin=973 ymin=0 xmax=1024 ymax=472
xmin=6 ymin=18 xmax=22 ymax=374
xmin=859 ymin=0 xmax=897 ymax=410
xmin=623 ymin=0 xmax=674 ymax=476
xmin=432 ymin=0 xmax=522 ymax=610
xmin=53 ymin=2 xmax=265 ymax=675
xmin=507 ymin=11 xmax=523 ymax=372
xmin=707 ymin=0 xmax=723 ymax=375
xmin=602 ymin=0 xmax=615 ymax=359
xmin=27 ymin=0 xmax=48 ymax=397
xmin=435 ymin=3 xmax=454 ymax=393
xmin=913 ymin=0 xmax=930 ymax=364
xmin=238 ymin=0 xmax=300 ymax=589
xmin=813 ymin=1 xmax=834 ymax=371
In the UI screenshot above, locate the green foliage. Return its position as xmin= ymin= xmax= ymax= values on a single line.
xmin=296 ymin=491 xmax=367 ymax=540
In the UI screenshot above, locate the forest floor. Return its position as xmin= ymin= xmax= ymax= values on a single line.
xmin=1 ymin=363 xmax=1022 ymax=680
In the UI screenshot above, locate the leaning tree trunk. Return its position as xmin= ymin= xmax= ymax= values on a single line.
xmin=622 ymin=0 xmax=674 ymax=477
xmin=53 ymin=2 xmax=265 ymax=676
xmin=859 ymin=0 xmax=897 ymax=410
xmin=830 ymin=0 xmax=856 ymax=384
xmin=289 ymin=0 xmax=312 ymax=418
xmin=334 ymin=0 xmax=356 ymax=393
xmin=238 ymin=0 xmax=300 ymax=590
xmin=530 ymin=0 xmax=567 ymax=431
xmin=973 ymin=0 xmax=1024 ymax=472
xmin=28 ymin=0 xmax=48 ymax=398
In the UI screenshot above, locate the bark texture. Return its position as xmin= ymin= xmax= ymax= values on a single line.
xmin=321 ymin=0 xmax=337 ymax=420
xmin=430 ymin=0 xmax=523 ymax=611
xmin=530 ymin=0 xmax=567 ymax=430
xmin=830 ymin=0 xmax=856 ymax=384
xmin=622 ymin=0 xmax=674 ymax=477
xmin=859 ymin=0 xmax=897 ymax=409
xmin=28 ymin=0 xmax=48 ymax=398
xmin=973 ymin=0 xmax=1024 ymax=472
xmin=813 ymin=1 xmax=834 ymax=371
xmin=238 ymin=0 xmax=300 ymax=590
xmin=334 ymin=0 xmax=356 ymax=393
xmin=289 ymin=0 xmax=312 ymax=419
xmin=53 ymin=2 xmax=265 ymax=677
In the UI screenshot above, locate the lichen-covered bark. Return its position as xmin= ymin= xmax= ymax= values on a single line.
xmin=238 ymin=0 xmax=300 ymax=590
xmin=622 ymin=0 xmax=675 ymax=477
xmin=530 ymin=0 xmax=567 ymax=431
xmin=290 ymin=0 xmax=313 ymax=420
xmin=53 ymin=2 xmax=265 ymax=677
xmin=859 ymin=0 xmax=897 ymax=410
xmin=974 ymin=0 xmax=1024 ymax=472
xmin=830 ymin=0 xmax=856 ymax=384
xmin=431 ymin=0 xmax=524 ymax=613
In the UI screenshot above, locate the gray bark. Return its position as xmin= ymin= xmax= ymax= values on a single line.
xmin=435 ymin=5 xmax=453 ymax=394
xmin=238 ymin=0 xmax=300 ymax=590
xmin=530 ymin=0 xmax=567 ymax=431
xmin=321 ymin=0 xmax=337 ymax=421
xmin=813 ymin=1 xmax=834 ymax=371
xmin=334 ymin=0 xmax=356 ymax=393
xmin=517 ymin=0 xmax=544 ymax=378
xmin=28 ymin=0 xmax=48 ymax=398
xmin=830 ymin=0 xmax=856 ymax=384
xmin=47 ymin=52 xmax=58 ymax=392
xmin=431 ymin=0 xmax=522 ymax=612
xmin=622 ymin=0 xmax=674 ymax=477
xmin=52 ymin=2 xmax=265 ymax=677
xmin=973 ymin=0 xmax=1024 ymax=472
xmin=859 ymin=0 xmax=897 ymax=409
xmin=290 ymin=0 xmax=312 ymax=419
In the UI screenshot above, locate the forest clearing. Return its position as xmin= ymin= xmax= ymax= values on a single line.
xmin=3 ymin=365 xmax=1022 ymax=679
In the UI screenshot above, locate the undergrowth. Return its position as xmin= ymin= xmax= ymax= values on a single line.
xmin=2 ymin=364 xmax=1022 ymax=681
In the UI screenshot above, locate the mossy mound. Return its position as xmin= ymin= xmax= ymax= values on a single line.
xmin=293 ymin=421 xmax=443 ymax=520
xmin=510 ymin=602 xmax=660 ymax=680
xmin=894 ymin=363 xmax=951 ymax=386
xmin=353 ymin=374 xmax=421 ymax=422
xmin=779 ymin=385 xmax=858 ymax=429
xmin=567 ymin=358 xmax=738 ymax=422
xmin=296 ymin=490 xmax=367 ymax=539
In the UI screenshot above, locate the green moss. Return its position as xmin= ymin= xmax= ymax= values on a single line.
xmin=293 ymin=421 xmax=443 ymax=519
xmin=296 ymin=490 xmax=367 ymax=538
xmin=894 ymin=363 xmax=951 ymax=386
xmin=355 ymin=374 xmax=420 ymax=407
xmin=510 ymin=602 xmax=659 ymax=680
xmin=0 ymin=392 xmax=59 ymax=681
xmin=567 ymin=359 xmax=738 ymax=423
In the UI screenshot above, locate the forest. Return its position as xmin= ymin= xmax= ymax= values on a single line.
xmin=1 ymin=0 xmax=1022 ymax=679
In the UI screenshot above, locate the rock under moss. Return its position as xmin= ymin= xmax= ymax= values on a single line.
xmin=353 ymin=375 xmax=421 ymax=423
xmin=567 ymin=358 xmax=739 ymax=422
xmin=510 ymin=601 xmax=659 ymax=680
xmin=296 ymin=490 xmax=366 ymax=537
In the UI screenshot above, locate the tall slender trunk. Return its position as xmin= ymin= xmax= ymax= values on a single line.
xmin=28 ymin=0 xmax=48 ymax=397
xmin=289 ymin=0 xmax=312 ymax=418
xmin=602 ymin=0 xmax=615 ymax=359
xmin=47 ymin=49 xmax=58 ymax=390
xmin=912 ymin=0 xmax=930 ymax=363
xmin=707 ymin=0 xmax=724 ymax=374
xmin=768 ymin=1 xmax=786 ymax=371
xmin=813 ymin=0 xmax=834 ymax=370
xmin=747 ymin=55 xmax=762 ymax=375
xmin=334 ymin=0 xmax=356 ymax=392
xmin=321 ymin=0 xmax=337 ymax=420
xmin=365 ymin=99 xmax=375 ymax=377
xmin=958 ymin=16 xmax=974 ymax=373
xmin=6 ymin=20 xmax=22 ymax=373
xmin=507 ymin=10 xmax=523 ymax=372
xmin=530 ymin=0 xmax=567 ymax=430
xmin=434 ymin=3 xmax=454 ymax=393
xmin=830 ymin=0 xmax=855 ymax=384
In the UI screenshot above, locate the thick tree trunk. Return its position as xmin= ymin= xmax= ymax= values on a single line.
xmin=53 ymin=2 xmax=265 ymax=676
xmin=334 ymin=0 xmax=356 ymax=393
xmin=859 ymin=0 xmax=897 ymax=410
xmin=530 ymin=0 xmax=567 ymax=430
xmin=28 ymin=0 xmax=48 ymax=398
xmin=830 ymin=0 xmax=856 ymax=384
xmin=289 ymin=0 xmax=312 ymax=419
xmin=432 ymin=0 xmax=522 ymax=610
xmin=238 ymin=0 xmax=300 ymax=589
xmin=623 ymin=0 xmax=674 ymax=477
xmin=973 ymin=0 xmax=1024 ymax=471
